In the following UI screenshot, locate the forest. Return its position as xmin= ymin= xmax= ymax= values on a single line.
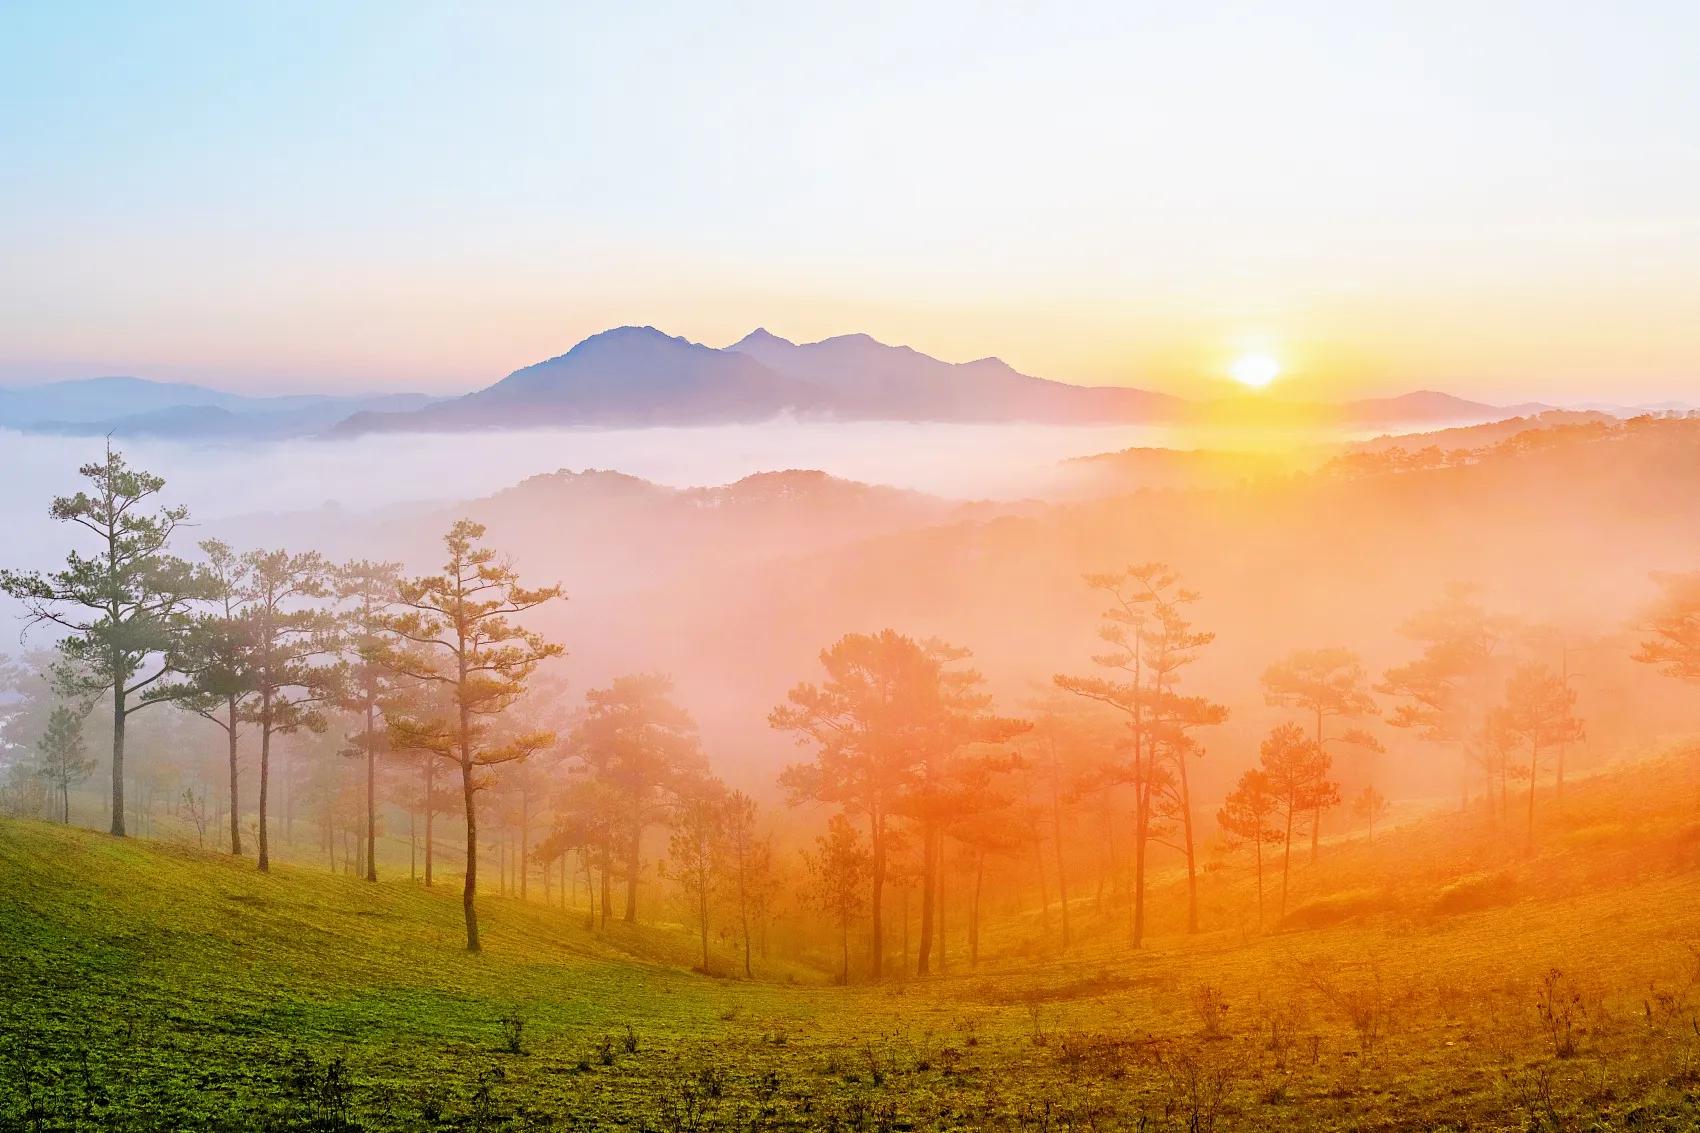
xmin=3 ymin=412 xmax=1700 ymax=1130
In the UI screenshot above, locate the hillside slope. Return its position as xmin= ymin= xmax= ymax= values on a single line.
xmin=8 ymin=747 xmax=1700 ymax=1129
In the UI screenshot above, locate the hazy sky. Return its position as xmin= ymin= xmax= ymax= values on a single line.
xmin=2 ymin=2 xmax=1696 ymax=401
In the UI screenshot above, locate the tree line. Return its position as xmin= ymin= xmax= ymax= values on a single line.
xmin=3 ymin=446 xmax=1698 ymax=975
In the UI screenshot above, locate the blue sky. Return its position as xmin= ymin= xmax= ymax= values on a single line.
xmin=2 ymin=1 xmax=1696 ymax=400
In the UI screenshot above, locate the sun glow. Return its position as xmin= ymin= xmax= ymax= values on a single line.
xmin=1230 ymin=354 xmax=1282 ymax=389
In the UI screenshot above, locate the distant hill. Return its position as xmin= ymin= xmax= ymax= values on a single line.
xmin=1339 ymin=390 xmax=1552 ymax=428
xmin=0 ymin=376 xmax=438 ymax=437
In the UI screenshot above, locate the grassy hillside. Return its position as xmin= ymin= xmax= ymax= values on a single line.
xmin=7 ymin=753 xmax=1700 ymax=1131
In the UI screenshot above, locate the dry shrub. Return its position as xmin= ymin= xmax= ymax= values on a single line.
xmin=1299 ymin=958 xmax=1413 ymax=1055
xmin=1190 ymin=984 xmax=1229 ymax=1040
xmin=1150 ymin=1039 xmax=1241 ymax=1133
xmin=1276 ymin=889 xmax=1390 ymax=931
xmin=1431 ymin=870 xmax=1518 ymax=916
xmin=1535 ymin=968 xmax=1585 ymax=1058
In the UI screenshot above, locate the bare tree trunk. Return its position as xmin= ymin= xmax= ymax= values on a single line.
xmin=1034 ymin=836 xmax=1050 ymax=931
xmin=257 ymin=698 xmax=273 ymax=872
xmin=1254 ymin=834 xmax=1264 ymax=928
xmin=1094 ymin=803 xmax=1108 ymax=915
xmin=461 ymin=752 xmax=479 ymax=952
xmin=937 ymin=852 xmax=947 ymax=974
xmin=110 ymin=671 xmax=126 ymax=837
xmin=599 ymin=841 xmax=611 ymax=929
xmin=282 ymin=743 xmax=293 ymax=844
xmin=970 ymin=850 xmax=984 ymax=968
xmin=869 ymin=808 xmax=885 ymax=980
xmin=737 ymin=837 xmax=752 ymax=978
xmin=227 ymin=699 xmax=241 ymax=855
xmin=697 ymin=865 xmax=710 ymax=970
xmin=901 ymin=887 xmax=910 ymax=975
xmin=1178 ymin=748 xmax=1199 ymax=934
xmin=917 ymin=822 xmax=938 ymax=975
xmin=1132 ymin=779 xmax=1149 ymax=948
xmin=624 ymin=825 xmax=640 ymax=923
xmin=1526 ymin=742 xmax=1540 ymax=852
xmin=1281 ymin=795 xmax=1296 ymax=918
xmin=364 ymin=701 xmax=377 ymax=882
xmin=1050 ymin=757 xmax=1071 ymax=949
xmin=1311 ymin=707 xmax=1324 ymax=862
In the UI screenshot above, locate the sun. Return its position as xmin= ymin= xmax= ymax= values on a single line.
xmin=1229 ymin=354 xmax=1282 ymax=389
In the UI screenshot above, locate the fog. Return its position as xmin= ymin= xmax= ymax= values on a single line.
xmin=0 ymin=419 xmax=1158 ymax=528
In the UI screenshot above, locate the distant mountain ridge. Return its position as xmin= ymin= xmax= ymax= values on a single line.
xmin=338 ymin=327 xmax=831 ymax=433
xmin=0 ymin=376 xmax=438 ymax=438
xmin=340 ymin=324 xmax=1188 ymax=433
xmin=7 ymin=328 xmax=1646 ymax=439
xmin=1338 ymin=390 xmax=1553 ymax=429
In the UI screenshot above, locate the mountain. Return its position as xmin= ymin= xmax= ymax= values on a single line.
xmin=336 ymin=327 xmax=829 ymax=433
xmin=336 ymin=325 xmax=1187 ymax=434
xmin=1339 ymin=390 xmax=1552 ymax=428
xmin=205 ymin=466 xmax=1014 ymax=604
xmin=726 ymin=328 xmax=1185 ymax=423
xmin=0 ymin=376 xmax=439 ymax=436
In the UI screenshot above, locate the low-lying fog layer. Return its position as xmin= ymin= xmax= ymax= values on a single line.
xmin=2 ymin=420 xmax=1159 ymax=524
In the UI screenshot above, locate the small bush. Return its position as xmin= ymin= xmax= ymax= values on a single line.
xmin=498 ymin=1015 xmax=524 ymax=1055
xmin=1277 ymin=889 xmax=1389 ymax=931
xmin=1536 ymin=968 xmax=1585 ymax=1057
xmin=1431 ymin=871 xmax=1518 ymax=916
xmin=1191 ymin=984 xmax=1229 ymax=1040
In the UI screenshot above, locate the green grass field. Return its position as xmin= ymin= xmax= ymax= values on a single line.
xmin=7 ymin=755 xmax=1700 ymax=1131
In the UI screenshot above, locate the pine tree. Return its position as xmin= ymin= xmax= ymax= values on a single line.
xmin=241 ymin=549 xmax=343 ymax=873
xmin=1258 ymin=723 xmax=1334 ymax=919
xmin=805 ymin=813 xmax=870 ymax=985
xmin=337 ymin=560 xmax=402 ymax=882
xmin=1379 ymin=584 xmax=1509 ymax=812
xmin=1263 ymin=647 xmax=1382 ymax=860
xmin=1 ymin=444 xmax=212 ymax=835
xmin=1217 ymin=767 xmax=1280 ymax=927
xmin=1492 ymin=662 xmax=1584 ymax=850
xmin=667 ymin=773 xmax=728 ymax=971
xmin=1057 ymin=565 xmax=1226 ymax=941
xmin=169 ymin=539 xmax=258 ymax=855
xmin=378 ymin=520 xmax=562 ymax=952
xmin=567 ymin=674 xmax=705 ymax=927
xmin=35 ymin=704 xmax=94 ymax=824
xmin=774 ymin=630 xmax=1024 ymax=979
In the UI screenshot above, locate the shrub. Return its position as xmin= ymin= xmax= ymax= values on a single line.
xmin=1536 ymin=968 xmax=1585 ymax=1057
xmin=1431 ymin=871 xmax=1518 ymax=916
xmin=1191 ymin=984 xmax=1229 ymax=1040
xmin=1276 ymin=890 xmax=1389 ymax=931
xmin=498 ymin=1016 xmax=524 ymax=1056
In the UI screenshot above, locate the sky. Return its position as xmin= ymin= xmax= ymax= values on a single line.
xmin=2 ymin=1 xmax=1697 ymax=402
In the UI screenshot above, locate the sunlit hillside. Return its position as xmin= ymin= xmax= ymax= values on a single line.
xmin=7 ymin=738 xmax=1700 ymax=1130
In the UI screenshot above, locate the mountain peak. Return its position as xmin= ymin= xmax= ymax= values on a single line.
xmin=579 ymin=325 xmax=681 ymax=347
xmin=731 ymin=327 xmax=796 ymax=350
xmin=817 ymin=332 xmax=885 ymax=348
